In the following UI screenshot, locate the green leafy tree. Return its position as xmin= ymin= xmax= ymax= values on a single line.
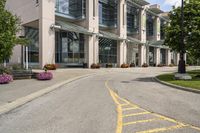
xmin=0 ymin=0 xmax=28 ymax=63
xmin=164 ymin=0 xmax=200 ymax=60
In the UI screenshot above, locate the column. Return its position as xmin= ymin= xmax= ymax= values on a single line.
xmin=139 ymin=7 xmax=146 ymax=43
xmin=85 ymin=0 xmax=99 ymax=68
xmin=154 ymin=17 xmax=161 ymax=41
xmin=184 ymin=53 xmax=187 ymax=64
xmin=117 ymin=41 xmax=124 ymax=67
xmin=39 ymin=0 xmax=55 ymax=68
xmin=166 ymin=49 xmax=171 ymax=65
xmin=154 ymin=47 xmax=160 ymax=66
xmin=117 ymin=0 xmax=127 ymax=66
xmin=176 ymin=53 xmax=180 ymax=66
xmin=138 ymin=45 xmax=146 ymax=66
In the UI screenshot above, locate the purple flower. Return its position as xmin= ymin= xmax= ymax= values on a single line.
xmin=0 ymin=74 xmax=13 ymax=84
xmin=37 ymin=72 xmax=53 ymax=80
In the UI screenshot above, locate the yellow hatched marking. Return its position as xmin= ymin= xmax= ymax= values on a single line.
xmin=191 ymin=126 xmax=200 ymax=131
xmin=123 ymin=111 xmax=151 ymax=118
xmin=122 ymin=107 xmax=139 ymax=111
xmin=136 ymin=123 xmax=187 ymax=133
xmin=121 ymin=103 xmax=130 ymax=106
xmin=123 ymin=118 xmax=161 ymax=126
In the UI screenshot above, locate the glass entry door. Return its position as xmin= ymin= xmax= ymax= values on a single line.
xmin=55 ymin=31 xmax=85 ymax=65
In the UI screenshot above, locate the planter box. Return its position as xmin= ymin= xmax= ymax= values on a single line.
xmin=11 ymin=70 xmax=33 ymax=80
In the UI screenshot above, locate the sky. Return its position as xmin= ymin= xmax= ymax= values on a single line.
xmin=146 ymin=0 xmax=181 ymax=12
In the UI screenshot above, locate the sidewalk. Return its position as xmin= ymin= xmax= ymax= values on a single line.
xmin=0 ymin=69 xmax=96 ymax=107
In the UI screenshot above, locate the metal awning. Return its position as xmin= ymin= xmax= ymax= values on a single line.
xmin=127 ymin=37 xmax=143 ymax=45
xmin=127 ymin=0 xmax=149 ymax=9
xmin=55 ymin=21 xmax=93 ymax=35
xmin=148 ymin=40 xmax=169 ymax=49
xmin=98 ymin=31 xmax=124 ymax=41
xmin=149 ymin=8 xmax=164 ymax=14
xmin=146 ymin=9 xmax=169 ymax=22
xmin=128 ymin=0 xmax=149 ymax=6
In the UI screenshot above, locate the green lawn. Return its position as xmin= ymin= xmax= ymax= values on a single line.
xmin=157 ymin=70 xmax=200 ymax=90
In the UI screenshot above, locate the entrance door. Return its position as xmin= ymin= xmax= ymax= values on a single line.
xmin=55 ymin=31 xmax=85 ymax=66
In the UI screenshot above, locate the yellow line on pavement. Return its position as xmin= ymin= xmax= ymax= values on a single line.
xmin=123 ymin=111 xmax=151 ymax=118
xmin=136 ymin=123 xmax=187 ymax=133
xmin=105 ymin=80 xmax=123 ymax=133
xmin=123 ymin=118 xmax=161 ymax=126
xmin=104 ymin=79 xmax=200 ymax=133
xmin=122 ymin=107 xmax=139 ymax=111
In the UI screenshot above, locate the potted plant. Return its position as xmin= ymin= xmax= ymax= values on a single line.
xmin=121 ymin=63 xmax=129 ymax=68
xmin=36 ymin=68 xmax=53 ymax=80
xmin=130 ymin=63 xmax=136 ymax=67
xmin=44 ymin=64 xmax=57 ymax=70
xmin=142 ymin=63 xmax=148 ymax=68
xmin=91 ymin=63 xmax=101 ymax=69
xmin=0 ymin=67 xmax=13 ymax=84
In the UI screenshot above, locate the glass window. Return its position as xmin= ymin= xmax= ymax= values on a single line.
xmin=127 ymin=2 xmax=140 ymax=35
xmin=146 ymin=13 xmax=154 ymax=37
xmin=25 ymin=27 xmax=39 ymax=63
xmin=99 ymin=37 xmax=117 ymax=64
xmin=55 ymin=31 xmax=85 ymax=64
xmin=99 ymin=0 xmax=118 ymax=27
xmin=56 ymin=0 xmax=86 ymax=19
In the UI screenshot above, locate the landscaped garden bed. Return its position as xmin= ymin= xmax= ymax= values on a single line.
xmin=156 ymin=70 xmax=200 ymax=90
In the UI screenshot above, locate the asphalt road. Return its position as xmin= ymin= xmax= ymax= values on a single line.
xmin=0 ymin=68 xmax=200 ymax=133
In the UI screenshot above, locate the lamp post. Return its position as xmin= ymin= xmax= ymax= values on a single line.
xmin=178 ymin=0 xmax=186 ymax=74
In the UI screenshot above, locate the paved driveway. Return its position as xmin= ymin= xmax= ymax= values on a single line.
xmin=0 ymin=67 xmax=200 ymax=133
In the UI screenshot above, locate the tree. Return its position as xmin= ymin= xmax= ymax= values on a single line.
xmin=0 ymin=0 xmax=28 ymax=64
xmin=164 ymin=0 xmax=200 ymax=60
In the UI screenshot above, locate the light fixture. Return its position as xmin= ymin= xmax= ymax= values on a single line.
xmin=50 ymin=24 xmax=62 ymax=30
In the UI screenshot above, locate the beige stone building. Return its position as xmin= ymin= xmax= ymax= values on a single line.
xmin=5 ymin=0 xmax=180 ymax=68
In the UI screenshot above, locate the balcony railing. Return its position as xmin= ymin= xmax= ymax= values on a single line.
xmin=55 ymin=0 xmax=86 ymax=20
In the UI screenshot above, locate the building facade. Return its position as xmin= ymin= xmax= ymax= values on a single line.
xmin=6 ymin=0 xmax=180 ymax=68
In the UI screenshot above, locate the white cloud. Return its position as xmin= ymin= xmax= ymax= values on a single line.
xmin=164 ymin=0 xmax=181 ymax=7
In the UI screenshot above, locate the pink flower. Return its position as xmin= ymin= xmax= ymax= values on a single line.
xmin=0 ymin=74 xmax=13 ymax=84
xmin=37 ymin=72 xmax=53 ymax=80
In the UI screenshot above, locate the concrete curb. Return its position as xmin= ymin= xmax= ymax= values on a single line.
xmin=154 ymin=77 xmax=200 ymax=94
xmin=0 ymin=73 xmax=96 ymax=115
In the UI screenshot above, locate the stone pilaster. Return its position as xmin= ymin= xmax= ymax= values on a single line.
xmin=154 ymin=47 xmax=160 ymax=66
xmin=85 ymin=0 xmax=99 ymax=67
xmin=39 ymin=0 xmax=55 ymax=68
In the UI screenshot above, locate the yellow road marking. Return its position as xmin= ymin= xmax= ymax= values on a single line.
xmin=122 ymin=107 xmax=139 ymax=111
xmin=104 ymin=79 xmax=200 ymax=133
xmin=116 ymin=105 xmax=123 ymax=133
xmin=120 ymin=103 xmax=130 ymax=106
xmin=123 ymin=118 xmax=161 ymax=126
xmin=136 ymin=123 xmax=187 ymax=133
xmin=123 ymin=111 xmax=151 ymax=118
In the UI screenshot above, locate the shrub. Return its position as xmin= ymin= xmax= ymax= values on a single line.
xmin=0 ymin=66 xmax=12 ymax=74
xmin=142 ymin=63 xmax=148 ymax=68
xmin=130 ymin=63 xmax=136 ymax=67
xmin=0 ymin=74 xmax=13 ymax=84
xmin=37 ymin=72 xmax=53 ymax=80
xmin=91 ymin=63 xmax=100 ymax=69
xmin=44 ymin=64 xmax=57 ymax=70
xmin=121 ymin=63 xmax=129 ymax=68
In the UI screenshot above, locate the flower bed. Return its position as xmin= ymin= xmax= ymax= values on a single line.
xmin=37 ymin=72 xmax=53 ymax=80
xmin=0 ymin=74 xmax=13 ymax=84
